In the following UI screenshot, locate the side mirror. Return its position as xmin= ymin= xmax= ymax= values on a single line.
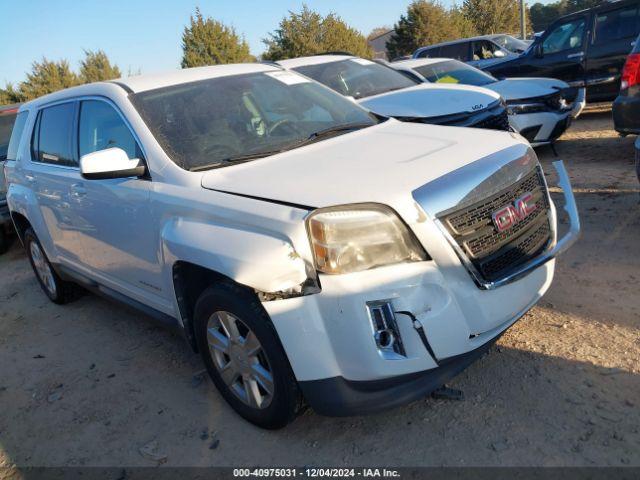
xmin=80 ymin=147 xmax=146 ymax=180
xmin=534 ymin=43 xmax=544 ymax=58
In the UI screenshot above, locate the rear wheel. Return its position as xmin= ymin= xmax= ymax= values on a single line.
xmin=24 ymin=228 xmax=73 ymax=304
xmin=194 ymin=281 xmax=302 ymax=429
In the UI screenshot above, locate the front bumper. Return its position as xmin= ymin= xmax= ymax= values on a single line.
xmin=265 ymin=160 xmax=579 ymax=416
xmin=509 ymin=111 xmax=572 ymax=146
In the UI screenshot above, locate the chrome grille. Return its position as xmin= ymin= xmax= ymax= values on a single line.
xmin=438 ymin=168 xmax=552 ymax=282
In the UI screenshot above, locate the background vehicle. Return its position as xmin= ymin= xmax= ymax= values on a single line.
xmin=412 ymin=35 xmax=520 ymax=69
xmin=5 ymin=64 xmax=579 ymax=428
xmin=490 ymin=34 xmax=533 ymax=54
xmin=613 ymin=33 xmax=640 ymax=134
xmin=0 ymin=103 xmax=21 ymax=253
xmin=392 ymin=58 xmax=582 ymax=146
xmin=277 ymin=55 xmax=511 ymax=131
xmin=483 ymin=0 xmax=640 ymax=102
xmin=635 ymin=136 xmax=640 ymax=181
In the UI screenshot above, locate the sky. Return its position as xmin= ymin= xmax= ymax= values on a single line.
xmin=0 ymin=0 xmax=550 ymax=86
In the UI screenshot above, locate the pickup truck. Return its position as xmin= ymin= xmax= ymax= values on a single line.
xmin=5 ymin=64 xmax=580 ymax=428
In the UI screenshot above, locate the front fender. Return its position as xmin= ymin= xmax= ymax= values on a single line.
xmin=161 ymin=218 xmax=310 ymax=294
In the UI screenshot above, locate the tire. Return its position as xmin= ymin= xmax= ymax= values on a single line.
xmin=24 ymin=228 xmax=73 ymax=304
xmin=194 ymin=281 xmax=302 ymax=429
xmin=0 ymin=227 xmax=8 ymax=255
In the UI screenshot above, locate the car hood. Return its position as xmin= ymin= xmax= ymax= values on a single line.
xmin=357 ymin=83 xmax=501 ymax=119
xmin=488 ymin=77 xmax=569 ymax=101
xmin=200 ymin=119 xmax=526 ymax=209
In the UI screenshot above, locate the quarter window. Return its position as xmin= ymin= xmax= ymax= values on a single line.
xmin=5 ymin=111 xmax=28 ymax=161
xmin=79 ymin=100 xmax=142 ymax=160
xmin=33 ymin=102 xmax=76 ymax=166
xmin=542 ymin=18 xmax=586 ymax=54
xmin=594 ymin=7 xmax=639 ymax=44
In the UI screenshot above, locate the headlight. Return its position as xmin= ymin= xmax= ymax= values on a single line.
xmin=507 ymin=103 xmax=547 ymax=115
xmin=306 ymin=203 xmax=428 ymax=275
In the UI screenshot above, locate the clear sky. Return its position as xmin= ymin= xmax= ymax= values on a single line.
xmin=0 ymin=0 xmax=550 ymax=86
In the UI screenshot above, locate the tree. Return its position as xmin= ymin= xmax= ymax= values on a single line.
xmin=181 ymin=8 xmax=254 ymax=68
xmin=18 ymin=58 xmax=79 ymax=101
xmin=450 ymin=5 xmax=477 ymax=38
xmin=386 ymin=0 xmax=464 ymax=59
xmin=0 ymin=84 xmax=23 ymax=105
xmin=367 ymin=26 xmax=392 ymax=42
xmin=530 ymin=0 xmax=601 ymax=33
xmin=462 ymin=0 xmax=530 ymax=35
xmin=263 ymin=5 xmax=373 ymax=60
xmin=79 ymin=49 xmax=121 ymax=83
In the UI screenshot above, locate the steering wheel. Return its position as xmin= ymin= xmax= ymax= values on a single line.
xmin=268 ymin=118 xmax=298 ymax=136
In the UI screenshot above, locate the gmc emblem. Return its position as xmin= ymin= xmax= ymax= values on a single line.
xmin=492 ymin=192 xmax=537 ymax=232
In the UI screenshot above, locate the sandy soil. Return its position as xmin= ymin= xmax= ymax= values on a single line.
xmin=0 ymin=109 xmax=638 ymax=471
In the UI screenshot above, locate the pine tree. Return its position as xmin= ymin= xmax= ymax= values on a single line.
xmin=18 ymin=58 xmax=79 ymax=101
xmin=79 ymin=49 xmax=121 ymax=83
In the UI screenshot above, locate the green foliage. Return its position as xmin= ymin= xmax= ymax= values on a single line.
xmin=386 ymin=0 xmax=473 ymax=59
xmin=263 ymin=5 xmax=373 ymax=60
xmin=18 ymin=58 xmax=80 ymax=101
xmin=462 ymin=0 xmax=531 ymax=35
xmin=530 ymin=0 xmax=602 ymax=32
xmin=0 ymin=84 xmax=24 ymax=105
xmin=80 ymin=49 xmax=121 ymax=83
xmin=181 ymin=8 xmax=254 ymax=68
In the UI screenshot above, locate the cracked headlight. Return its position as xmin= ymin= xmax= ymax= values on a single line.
xmin=306 ymin=203 xmax=428 ymax=275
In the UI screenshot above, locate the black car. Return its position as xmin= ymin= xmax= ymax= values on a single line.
xmin=485 ymin=0 xmax=640 ymax=103
xmin=613 ymin=34 xmax=640 ymax=134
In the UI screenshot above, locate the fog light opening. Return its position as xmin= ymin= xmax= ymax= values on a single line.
xmin=366 ymin=300 xmax=406 ymax=359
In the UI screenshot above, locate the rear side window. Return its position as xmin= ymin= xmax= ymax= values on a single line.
xmin=32 ymin=103 xmax=76 ymax=166
xmin=78 ymin=100 xmax=143 ymax=160
xmin=5 ymin=111 xmax=28 ymax=161
xmin=594 ymin=6 xmax=639 ymax=44
xmin=439 ymin=42 xmax=470 ymax=61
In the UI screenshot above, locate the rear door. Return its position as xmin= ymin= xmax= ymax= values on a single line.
xmin=522 ymin=15 xmax=588 ymax=84
xmin=586 ymin=2 xmax=640 ymax=101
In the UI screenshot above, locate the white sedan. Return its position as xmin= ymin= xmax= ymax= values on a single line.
xmin=392 ymin=58 xmax=586 ymax=146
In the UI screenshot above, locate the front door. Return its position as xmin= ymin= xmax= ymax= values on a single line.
xmin=73 ymin=98 xmax=169 ymax=313
xmin=586 ymin=4 xmax=640 ymax=101
xmin=522 ymin=15 xmax=589 ymax=85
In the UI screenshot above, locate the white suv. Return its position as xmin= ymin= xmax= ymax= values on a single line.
xmin=4 ymin=64 xmax=580 ymax=429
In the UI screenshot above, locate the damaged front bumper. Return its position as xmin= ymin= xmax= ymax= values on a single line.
xmin=264 ymin=160 xmax=580 ymax=417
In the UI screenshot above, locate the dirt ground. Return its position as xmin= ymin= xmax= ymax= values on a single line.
xmin=0 ymin=108 xmax=638 ymax=470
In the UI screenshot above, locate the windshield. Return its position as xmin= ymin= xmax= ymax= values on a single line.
xmin=131 ymin=71 xmax=377 ymax=171
xmin=292 ymin=58 xmax=419 ymax=100
xmin=0 ymin=111 xmax=18 ymax=160
xmin=490 ymin=35 xmax=530 ymax=53
xmin=413 ymin=60 xmax=497 ymax=87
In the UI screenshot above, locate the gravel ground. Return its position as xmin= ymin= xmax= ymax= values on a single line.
xmin=0 ymin=108 xmax=638 ymax=471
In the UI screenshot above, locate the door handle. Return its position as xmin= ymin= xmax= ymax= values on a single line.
xmin=70 ymin=183 xmax=87 ymax=197
xmin=25 ymin=174 xmax=36 ymax=183
xmin=567 ymin=52 xmax=584 ymax=59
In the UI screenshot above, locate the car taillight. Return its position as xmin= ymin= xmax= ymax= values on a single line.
xmin=621 ymin=53 xmax=640 ymax=90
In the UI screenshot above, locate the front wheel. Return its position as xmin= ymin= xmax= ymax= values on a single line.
xmin=194 ymin=282 xmax=302 ymax=429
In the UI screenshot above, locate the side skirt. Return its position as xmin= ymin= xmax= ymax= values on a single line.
xmin=56 ymin=264 xmax=184 ymax=334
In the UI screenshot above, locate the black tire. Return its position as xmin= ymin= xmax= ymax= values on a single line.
xmin=0 ymin=227 xmax=8 ymax=254
xmin=24 ymin=228 xmax=73 ymax=304
xmin=194 ymin=281 xmax=302 ymax=429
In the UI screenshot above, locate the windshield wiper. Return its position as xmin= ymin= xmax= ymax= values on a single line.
xmin=297 ymin=122 xmax=373 ymax=146
xmin=189 ymin=149 xmax=286 ymax=172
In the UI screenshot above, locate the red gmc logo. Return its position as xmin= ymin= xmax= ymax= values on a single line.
xmin=492 ymin=192 xmax=537 ymax=232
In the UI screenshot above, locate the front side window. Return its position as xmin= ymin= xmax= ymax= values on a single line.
xmin=5 ymin=111 xmax=28 ymax=161
xmin=491 ymin=35 xmax=530 ymax=53
xmin=33 ymin=102 xmax=76 ymax=166
xmin=542 ymin=18 xmax=586 ymax=54
xmin=131 ymin=71 xmax=377 ymax=171
xmin=439 ymin=42 xmax=470 ymax=61
xmin=0 ymin=110 xmax=18 ymax=160
xmin=594 ymin=7 xmax=639 ymax=45
xmin=414 ymin=60 xmax=497 ymax=86
xmin=293 ymin=58 xmax=418 ymax=99
xmin=79 ymin=100 xmax=142 ymax=160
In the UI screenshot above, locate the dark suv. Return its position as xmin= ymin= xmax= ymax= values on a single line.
xmin=0 ymin=103 xmax=21 ymax=253
xmin=613 ymin=33 xmax=640 ymax=134
xmin=485 ymin=0 xmax=640 ymax=103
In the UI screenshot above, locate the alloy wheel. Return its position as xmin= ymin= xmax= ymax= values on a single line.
xmin=206 ymin=311 xmax=274 ymax=409
xmin=29 ymin=241 xmax=57 ymax=297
